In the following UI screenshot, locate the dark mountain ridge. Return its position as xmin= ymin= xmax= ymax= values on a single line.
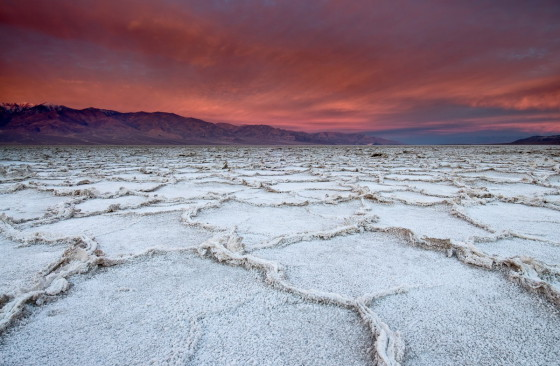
xmin=0 ymin=103 xmax=400 ymax=145
xmin=509 ymin=135 xmax=560 ymax=145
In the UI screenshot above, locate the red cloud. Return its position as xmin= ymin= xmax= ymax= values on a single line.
xmin=1 ymin=0 xmax=559 ymax=138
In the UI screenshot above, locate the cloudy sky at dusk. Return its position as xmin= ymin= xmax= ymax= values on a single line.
xmin=1 ymin=0 xmax=559 ymax=143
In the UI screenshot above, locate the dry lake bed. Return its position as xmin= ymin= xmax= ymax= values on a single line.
xmin=0 ymin=145 xmax=559 ymax=366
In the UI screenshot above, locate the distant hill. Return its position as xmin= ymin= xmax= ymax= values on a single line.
xmin=509 ymin=135 xmax=560 ymax=145
xmin=0 ymin=103 xmax=400 ymax=145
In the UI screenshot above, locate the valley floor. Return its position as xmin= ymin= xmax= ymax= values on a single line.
xmin=0 ymin=145 xmax=559 ymax=365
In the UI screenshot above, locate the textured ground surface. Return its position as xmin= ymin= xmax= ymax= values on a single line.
xmin=0 ymin=145 xmax=559 ymax=366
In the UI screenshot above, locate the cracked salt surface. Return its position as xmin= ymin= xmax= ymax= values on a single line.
xmin=73 ymin=195 xmax=148 ymax=215
xmin=464 ymin=202 xmax=560 ymax=242
xmin=0 ymin=190 xmax=69 ymax=221
xmin=366 ymin=202 xmax=491 ymax=241
xmin=0 ymin=237 xmax=65 ymax=296
xmin=374 ymin=280 xmax=560 ymax=365
xmin=19 ymin=212 xmax=212 ymax=259
xmin=155 ymin=180 xmax=249 ymax=200
xmin=1 ymin=145 xmax=560 ymax=365
xmin=257 ymin=232 xmax=560 ymax=365
xmin=1 ymin=253 xmax=371 ymax=366
xmin=476 ymin=237 xmax=560 ymax=265
xmin=190 ymin=201 xmax=350 ymax=249
xmin=378 ymin=191 xmax=447 ymax=204
xmin=255 ymin=232 xmax=453 ymax=298
xmin=471 ymin=181 xmax=557 ymax=198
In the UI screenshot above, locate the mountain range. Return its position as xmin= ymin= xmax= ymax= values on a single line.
xmin=0 ymin=103 xmax=399 ymax=145
xmin=509 ymin=135 xmax=560 ymax=145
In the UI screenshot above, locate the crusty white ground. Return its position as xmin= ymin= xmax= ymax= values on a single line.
xmin=1 ymin=145 xmax=559 ymax=366
xmin=0 ymin=237 xmax=65 ymax=296
xmin=1 ymin=253 xmax=371 ymax=366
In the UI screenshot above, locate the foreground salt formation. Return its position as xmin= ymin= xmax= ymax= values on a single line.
xmin=1 ymin=145 xmax=559 ymax=365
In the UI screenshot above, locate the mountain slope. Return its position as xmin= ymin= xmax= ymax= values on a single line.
xmin=509 ymin=135 xmax=560 ymax=145
xmin=0 ymin=103 xmax=399 ymax=145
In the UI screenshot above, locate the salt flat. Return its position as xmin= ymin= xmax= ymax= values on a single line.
xmin=1 ymin=145 xmax=559 ymax=366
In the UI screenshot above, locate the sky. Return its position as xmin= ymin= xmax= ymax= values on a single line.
xmin=1 ymin=0 xmax=559 ymax=144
